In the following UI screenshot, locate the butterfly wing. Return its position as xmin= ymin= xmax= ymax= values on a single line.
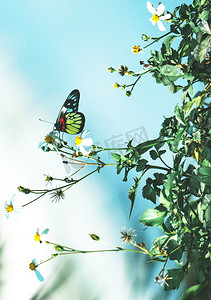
xmin=55 ymin=89 xmax=85 ymax=135
xmin=56 ymin=89 xmax=80 ymax=124
xmin=65 ymin=112 xmax=85 ymax=134
xmin=63 ymin=89 xmax=80 ymax=112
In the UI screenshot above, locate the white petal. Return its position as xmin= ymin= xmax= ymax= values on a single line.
xmin=157 ymin=20 xmax=166 ymax=31
xmin=149 ymin=18 xmax=156 ymax=25
xmin=160 ymin=13 xmax=171 ymax=20
xmin=147 ymin=1 xmax=156 ymax=15
xmin=157 ymin=3 xmax=165 ymax=16
xmin=82 ymin=130 xmax=89 ymax=138
xmin=81 ymin=138 xmax=93 ymax=147
xmin=79 ymin=145 xmax=90 ymax=156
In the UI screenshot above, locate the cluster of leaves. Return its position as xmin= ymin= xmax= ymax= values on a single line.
xmin=110 ymin=0 xmax=211 ymax=297
xmin=110 ymin=0 xmax=211 ymax=99
xmin=149 ymin=0 xmax=211 ymax=97
xmin=112 ymin=98 xmax=211 ymax=291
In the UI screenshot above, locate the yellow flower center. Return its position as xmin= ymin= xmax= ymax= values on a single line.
xmin=6 ymin=204 xmax=13 ymax=213
xmin=34 ymin=233 xmax=41 ymax=242
xmin=45 ymin=175 xmax=51 ymax=182
xmin=132 ymin=46 xmax=140 ymax=53
xmin=152 ymin=14 xmax=159 ymax=22
xmin=75 ymin=136 xmax=82 ymax=145
xmin=29 ymin=262 xmax=36 ymax=270
xmin=45 ymin=135 xmax=55 ymax=143
xmin=113 ymin=83 xmax=118 ymax=89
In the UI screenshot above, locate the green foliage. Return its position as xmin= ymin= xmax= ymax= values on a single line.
xmin=139 ymin=205 xmax=167 ymax=229
xmin=108 ymin=0 xmax=211 ymax=296
xmin=179 ymin=283 xmax=207 ymax=300
xmin=164 ymin=268 xmax=185 ymax=291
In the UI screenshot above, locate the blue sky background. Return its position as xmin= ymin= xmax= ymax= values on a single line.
xmin=1 ymin=1 xmax=192 ymax=299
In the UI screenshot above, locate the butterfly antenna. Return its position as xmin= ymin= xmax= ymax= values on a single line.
xmin=39 ymin=119 xmax=54 ymax=125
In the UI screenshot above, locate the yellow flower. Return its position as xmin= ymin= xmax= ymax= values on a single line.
xmin=34 ymin=228 xmax=49 ymax=243
xmin=113 ymin=82 xmax=119 ymax=89
xmin=132 ymin=45 xmax=140 ymax=54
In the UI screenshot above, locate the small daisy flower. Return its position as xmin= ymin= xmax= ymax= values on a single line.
xmin=34 ymin=228 xmax=50 ymax=243
xmin=44 ymin=174 xmax=53 ymax=185
xmin=29 ymin=259 xmax=44 ymax=282
xmin=4 ymin=194 xmax=22 ymax=220
xmin=75 ymin=130 xmax=93 ymax=156
xmin=38 ymin=131 xmax=61 ymax=152
xmin=147 ymin=1 xmax=171 ymax=31
xmin=120 ymin=227 xmax=137 ymax=243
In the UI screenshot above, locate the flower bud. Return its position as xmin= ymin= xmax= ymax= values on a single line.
xmin=107 ymin=67 xmax=116 ymax=73
xmin=17 ymin=186 xmax=31 ymax=194
xmin=89 ymin=233 xmax=100 ymax=241
xmin=113 ymin=82 xmax=120 ymax=89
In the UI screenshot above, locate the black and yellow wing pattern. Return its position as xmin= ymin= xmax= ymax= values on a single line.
xmin=54 ymin=89 xmax=85 ymax=135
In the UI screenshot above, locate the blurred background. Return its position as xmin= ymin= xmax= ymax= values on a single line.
xmin=0 ymin=1 xmax=191 ymax=299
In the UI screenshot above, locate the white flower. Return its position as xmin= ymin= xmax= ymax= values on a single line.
xmin=38 ymin=131 xmax=61 ymax=152
xmin=147 ymin=1 xmax=171 ymax=31
xmin=75 ymin=130 xmax=93 ymax=156
xmin=4 ymin=194 xmax=22 ymax=220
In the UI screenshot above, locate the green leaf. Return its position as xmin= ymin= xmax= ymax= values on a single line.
xmin=163 ymin=35 xmax=179 ymax=49
xmin=171 ymin=128 xmax=186 ymax=152
xmin=179 ymin=4 xmax=189 ymax=19
xmin=160 ymin=65 xmax=181 ymax=83
xmin=135 ymin=138 xmax=160 ymax=155
xmin=158 ymin=149 xmax=166 ymax=156
xmin=139 ymin=205 xmax=167 ymax=228
xmin=170 ymin=24 xmax=180 ymax=34
xmin=164 ymin=268 xmax=184 ymax=291
xmin=189 ymin=173 xmax=201 ymax=196
xmin=159 ymin=191 xmax=171 ymax=208
xmin=198 ymin=166 xmax=211 ymax=184
xmin=136 ymin=159 xmax=148 ymax=172
xmin=150 ymin=149 xmax=158 ymax=160
xmin=168 ymin=82 xmax=183 ymax=94
xmin=166 ymin=239 xmax=183 ymax=261
xmin=111 ymin=153 xmax=120 ymax=162
xmin=128 ymin=177 xmax=141 ymax=218
xmin=199 ymin=9 xmax=210 ymax=21
xmin=154 ymin=173 xmax=167 ymax=185
xmin=198 ymin=36 xmax=211 ymax=63
xmin=174 ymin=104 xmax=187 ymax=126
xmin=142 ymin=184 xmax=157 ymax=204
xmin=179 ymin=283 xmax=207 ymax=300
xmin=183 ymin=95 xmax=202 ymax=115
xmin=205 ymin=198 xmax=211 ymax=228
xmin=164 ymin=172 xmax=177 ymax=198
xmin=150 ymin=235 xmax=169 ymax=256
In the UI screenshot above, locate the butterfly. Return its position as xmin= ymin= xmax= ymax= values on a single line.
xmin=54 ymin=89 xmax=85 ymax=135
